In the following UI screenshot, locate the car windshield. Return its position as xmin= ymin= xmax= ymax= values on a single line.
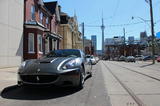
xmin=46 ymin=49 xmax=81 ymax=58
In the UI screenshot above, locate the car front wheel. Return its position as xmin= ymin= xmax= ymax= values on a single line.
xmin=78 ymin=67 xmax=85 ymax=89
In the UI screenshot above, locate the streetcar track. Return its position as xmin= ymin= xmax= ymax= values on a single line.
xmin=122 ymin=62 xmax=160 ymax=72
xmin=110 ymin=62 xmax=160 ymax=82
xmin=102 ymin=61 xmax=146 ymax=106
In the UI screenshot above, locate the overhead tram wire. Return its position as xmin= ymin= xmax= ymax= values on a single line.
xmin=84 ymin=21 xmax=148 ymax=28
xmin=111 ymin=0 xmax=120 ymax=22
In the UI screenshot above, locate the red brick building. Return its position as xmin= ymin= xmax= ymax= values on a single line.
xmin=23 ymin=0 xmax=62 ymax=60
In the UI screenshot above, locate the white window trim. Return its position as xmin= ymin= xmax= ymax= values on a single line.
xmin=28 ymin=51 xmax=35 ymax=54
xmin=28 ymin=33 xmax=35 ymax=54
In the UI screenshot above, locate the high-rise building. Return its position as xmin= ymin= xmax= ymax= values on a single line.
xmin=128 ymin=36 xmax=134 ymax=44
xmin=91 ymin=35 xmax=97 ymax=54
xmin=140 ymin=31 xmax=148 ymax=45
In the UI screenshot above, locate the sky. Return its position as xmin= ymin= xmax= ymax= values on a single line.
xmin=44 ymin=0 xmax=160 ymax=50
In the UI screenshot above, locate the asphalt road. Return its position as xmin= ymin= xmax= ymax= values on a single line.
xmin=0 ymin=63 xmax=111 ymax=106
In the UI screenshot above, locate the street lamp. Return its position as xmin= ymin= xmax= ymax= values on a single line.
xmin=132 ymin=14 xmax=156 ymax=64
xmin=131 ymin=16 xmax=150 ymax=27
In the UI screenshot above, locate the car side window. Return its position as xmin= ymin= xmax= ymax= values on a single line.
xmin=81 ymin=50 xmax=85 ymax=58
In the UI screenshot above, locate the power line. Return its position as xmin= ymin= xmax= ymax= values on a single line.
xmin=112 ymin=0 xmax=120 ymax=17
xmin=107 ymin=21 xmax=148 ymax=27
xmin=85 ymin=25 xmax=100 ymax=27
xmin=84 ymin=21 xmax=150 ymax=28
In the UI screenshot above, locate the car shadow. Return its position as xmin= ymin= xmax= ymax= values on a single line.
xmin=140 ymin=63 xmax=154 ymax=68
xmin=1 ymin=85 xmax=81 ymax=100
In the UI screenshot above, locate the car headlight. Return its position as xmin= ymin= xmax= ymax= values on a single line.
xmin=19 ymin=61 xmax=26 ymax=69
xmin=62 ymin=59 xmax=80 ymax=70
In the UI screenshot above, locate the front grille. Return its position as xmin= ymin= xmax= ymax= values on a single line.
xmin=20 ymin=75 xmax=58 ymax=83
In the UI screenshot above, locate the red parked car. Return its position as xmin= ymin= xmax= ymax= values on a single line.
xmin=157 ymin=56 xmax=160 ymax=62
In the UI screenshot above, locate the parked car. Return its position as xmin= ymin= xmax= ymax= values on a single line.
xmin=95 ymin=57 xmax=100 ymax=63
xmin=90 ymin=56 xmax=97 ymax=65
xmin=85 ymin=55 xmax=97 ymax=65
xmin=118 ymin=56 xmax=126 ymax=61
xmin=18 ymin=49 xmax=92 ymax=88
xmin=135 ymin=55 xmax=144 ymax=61
xmin=113 ymin=57 xmax=119 ymax=61
xmin=125 ymin=56 xmax=136 ymax=62
xmin=157 ymin=56 xmax=160 ymax=62
xmin=143 ymin=56 xmax=152 ymax=61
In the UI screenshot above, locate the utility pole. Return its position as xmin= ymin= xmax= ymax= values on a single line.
xmin=82 ymin=22 xmax=85 ymax=52
xmin=101 ymin=17 xmax=105 ymax=56
xmin=149 ymin=0 xmax=155 ymax=64
xmin=123 ymin=28 xmax=126 ymax=56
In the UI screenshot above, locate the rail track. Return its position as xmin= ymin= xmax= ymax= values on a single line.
xmin=102 ymin=61 xmax=146 ymax=106
xmin=109 ymin=62 xmax=160 ymax=82
xmin=120 ymin=61 xmax=160 ymax=72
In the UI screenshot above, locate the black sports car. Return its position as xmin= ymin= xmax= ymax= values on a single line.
xmin=18 ymin=49 xmax=92 ymax=88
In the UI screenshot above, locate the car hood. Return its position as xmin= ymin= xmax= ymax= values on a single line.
xmin=20 ymin=57 xmax=77 ymax=74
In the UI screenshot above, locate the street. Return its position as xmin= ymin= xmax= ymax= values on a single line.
xmin=1 ymin=61 xmax=160 ymax=106
xmin=0 ymin=62 xmax=111 ymax=106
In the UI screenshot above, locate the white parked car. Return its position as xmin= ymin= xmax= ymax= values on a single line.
xmin=90 ymin=56 xmax=97 ymax=65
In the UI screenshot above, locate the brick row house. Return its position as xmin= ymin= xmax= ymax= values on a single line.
xmin=23 ymin=0 xmax=62 ymax=60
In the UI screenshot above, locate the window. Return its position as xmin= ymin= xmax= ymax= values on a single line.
xmin=28 ymin=33 xmax=34 ymax=53
xmin=52 ymin=39 xmax=55 ymax=50
xmin=39 ymin=11 xmax=43 ymax=23
xmin=38 ymin=34 xmax=43 ymax=53
xmin=31 ymin=5 xmax=35 ymax=20
xmin=46 ymin=17 xmax=49 ymax=25
xmin=54 ymin=40 xmax=57 ymax=50
xmin=45 ymin=37 xmax=49 ymax=54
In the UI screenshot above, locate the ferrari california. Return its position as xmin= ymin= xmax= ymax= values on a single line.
xmin=17 ymin=49 xmax=92 ymax=88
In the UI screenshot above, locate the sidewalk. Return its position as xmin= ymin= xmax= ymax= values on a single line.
xmin=0 ymin=67 xmax=18 ymax=93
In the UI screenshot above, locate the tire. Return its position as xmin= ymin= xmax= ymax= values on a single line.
xmin=78 ymin=67 xmax=85 ymax=89
xmin=89 ymin=71 xmax=92 ymax=77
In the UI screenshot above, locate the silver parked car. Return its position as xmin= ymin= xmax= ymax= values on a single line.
xmin=18 ymin=49 xmax=92 ymax=88
xmin=125 ymin=56 xmax=136 ymax=62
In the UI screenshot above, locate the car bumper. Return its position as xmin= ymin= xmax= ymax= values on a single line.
xmin=18 ymin=68 xmax=80 ymax=87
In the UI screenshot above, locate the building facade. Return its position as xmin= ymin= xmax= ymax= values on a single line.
xmin=69 ymin=16 xmax=82 ymax=50
xmin=105 ymin=36 xmax=142 ymax=60
xmin=23 ymin=0 xmax=62 ymax=60
xmin=140 ymin=31 xmax=148 ymax=45
xmin=128 ymin=36 xmax=134 ymax=44
xmin=91 ymin=35 xmax=97 ymax=54
xmin=58 ymin=12 xmax=82 ymax=50
xmin=0 ymin=0 xmax=24 ymax=68
xmin=84 ymin=38 xmax=92 ymax=55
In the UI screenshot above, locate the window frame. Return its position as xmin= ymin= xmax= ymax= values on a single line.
xmin=38 ymin=34 xmax=43 ymax=54
xmin=28 ymin=33 xmax=35 ymax=54
xmin=39 ymin=11 xmax=43 ymax=24
xmin=31 ymin=5 xmax=35 ymax=20
xmin=46 ymin=17 xmax=49 ymax=26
